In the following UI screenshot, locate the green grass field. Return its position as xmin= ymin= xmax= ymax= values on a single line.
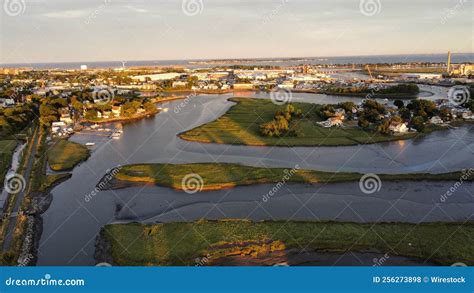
xmin=179 ymin=98 xmax=417 ymax=146
xmin=0 ymin=140 xmax=17 ymax=186
xmin=47 ymin=139 xmax=90 ymax=171
xmin=103 ymin=220 xmax=474 ymax=266
xmin=112 ymin=163 xmax=472 ymax=191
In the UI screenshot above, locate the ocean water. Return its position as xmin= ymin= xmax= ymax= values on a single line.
xmin=2 ymin=53 xmax=472 ymax=70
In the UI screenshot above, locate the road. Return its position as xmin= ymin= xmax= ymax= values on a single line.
xmin=2 ymin=128 xmax=40 ymax=252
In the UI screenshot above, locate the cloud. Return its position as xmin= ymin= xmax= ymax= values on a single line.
xmin=42 ymin=10 xmax=87 ymax=19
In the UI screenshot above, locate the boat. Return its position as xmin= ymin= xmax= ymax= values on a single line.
xmin=110 ymin=129 xmax=123 ymax=139
xmin=85 ymin=142 xmax=95 ymax=147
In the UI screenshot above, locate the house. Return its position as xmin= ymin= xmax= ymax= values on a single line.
xmin=111 ymin=106 xmax=122 ymax=117
xmin=59 ymin=112 xmax=73 ymax=124
xmin=317 ymin=117 xmax=343 ymax=128
xmin=233 ymin=83 xmax=254 ymax=90
xmin=277 ymin=81 xmax=294 ymax=89
xmin=102 ymin=111 xmax=111 ymax=119
xmin=389 ymin=121 xmax=408 ymax=133
xmin=51 ymin=121 xmax=66 ymax=135
xmin=430 ymin=116 xmax=444 ymax=125
xmin=172 ymin=81 xmax=188 ymax=88
xmin=334 ymin=109 xmax=346 ymax=120
xmin=0 ymin=98 xmax=15 ymax=107
xmin=132 ymin=73 xmax=182 ymax=82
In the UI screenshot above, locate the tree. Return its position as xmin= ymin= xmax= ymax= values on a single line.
xmin=358 ymin=116 xmax=370 ymax=128
xmin=399 ymin=108 xmax=411 ymax=120
xmin=377 ymin=119 xmax=391 ymax=134
xmin=439 ymin=108 xmax=452 ymax=121
xmin=411 ymin=116 xmax=425 ymax=132
xmin=394 ymin=100 xmax=404 ymax=109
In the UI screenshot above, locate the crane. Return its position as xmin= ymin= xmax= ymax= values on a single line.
xmin=365 ymin=65 xmax=374 ymax=80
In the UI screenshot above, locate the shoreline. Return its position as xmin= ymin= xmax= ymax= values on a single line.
xmin=177 ymin=97 xmax=457 ymax=147
xmin=81 ymin=109 xmax=160 ymax=125
xmin=99 ymin=163 xmax=474 ymax=192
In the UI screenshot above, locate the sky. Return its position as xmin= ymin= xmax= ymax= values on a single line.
xmin=0 ymin=0 xmax=472 ymax=64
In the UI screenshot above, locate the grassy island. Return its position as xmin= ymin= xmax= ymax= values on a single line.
xmin=101 ymin=220 xmax=474 ymax=266
xmin=47 ymin=140 xmax=90 ymax=171
xmin=179 ymin=98 xmax=419 ymax=146
xmin=108 ymin=163 xmax=473 ymax=191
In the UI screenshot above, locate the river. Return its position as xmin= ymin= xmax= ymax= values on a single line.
xmin=37 ymin=92 xmax=474 ymax=265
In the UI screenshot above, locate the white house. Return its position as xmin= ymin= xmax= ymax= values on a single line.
xmin=430 ymin=116 xmax=444 ymax=125
xmin=389 ymin=121 xmax=408 ymax=133
xmin=1 ymin=98 xmax=15 ymax=107
xmin=111 ymin=106 xmax=122 ymax=117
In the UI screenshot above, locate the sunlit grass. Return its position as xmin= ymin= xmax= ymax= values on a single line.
xmin=113 ymin=163 xmax=472 ymax=191
xmin=179 ymin=98 xmax=417 ymax=146
xmin=47 ymin=139 xmax=90 ymax=171
xmin=104 ymin=220 xmax=474 ymax=266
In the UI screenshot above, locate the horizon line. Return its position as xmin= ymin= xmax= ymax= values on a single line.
xmin=2 ymin=52 xmax=472 ymax=67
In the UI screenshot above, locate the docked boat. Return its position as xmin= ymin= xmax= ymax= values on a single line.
xmin=110 ymin=129 xmax=123 ymax=139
